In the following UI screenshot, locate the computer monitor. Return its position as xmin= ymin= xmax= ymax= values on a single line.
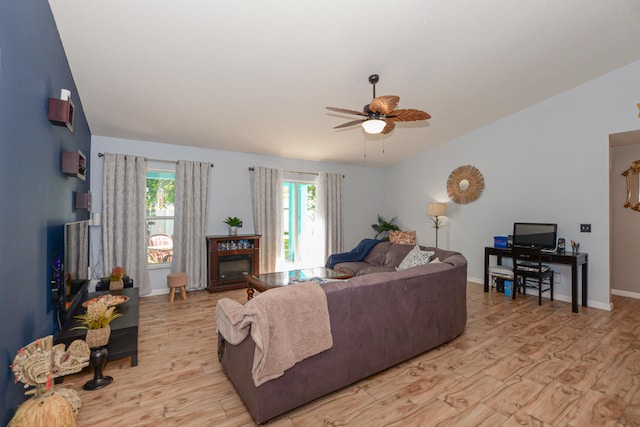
xmin=512 ymin=222 xmax=557 ymax=251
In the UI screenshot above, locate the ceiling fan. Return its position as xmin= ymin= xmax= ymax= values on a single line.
xmin=326 ymin=74 xmax=431 ymax=135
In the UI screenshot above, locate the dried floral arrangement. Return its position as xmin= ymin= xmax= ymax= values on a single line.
xmin=109 ymin=265 xmax=125 ymax=281
xmin=74 ymin=299 xmax=122 ymax=330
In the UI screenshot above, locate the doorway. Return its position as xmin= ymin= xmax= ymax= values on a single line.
xmin=609 ymin=129 xmax=640 ymax=300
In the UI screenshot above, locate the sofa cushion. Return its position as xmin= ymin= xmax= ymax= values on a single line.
xmin=354 ymin=265 xmax=396 ymax=276
xmin=332 ymin=262 xmax=371 ymax=276
xmin=397 ymin=245 xmax=435 ymax=271
xmin=362 ymin=241 xmax=392 ymax=265
xmin=384 ymin=243 xmax=415 ymax=268
xmin=389 ymin=230 xmax=416 ymax=245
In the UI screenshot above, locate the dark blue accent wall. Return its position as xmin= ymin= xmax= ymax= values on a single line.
xmin=0 ymin=0 xmax=91 ymax=423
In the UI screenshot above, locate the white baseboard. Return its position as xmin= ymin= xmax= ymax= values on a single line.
xmin=147 ymin=288 xmax=171 ymax=297
xmin=611 ymin=288 xmax=640 ymax=300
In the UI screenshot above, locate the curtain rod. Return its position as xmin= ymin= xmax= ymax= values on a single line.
xmin=98 ymin=152 xmax=214 ymax=167
xmin=248 ymin=167 xmax=344 ymax=178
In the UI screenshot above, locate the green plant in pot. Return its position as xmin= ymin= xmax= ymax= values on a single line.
xmin=371 ymin=214 xmax=400 ymax=240
xmin=74 ymin=300 xmax=122 ymax=348
xmin=223 ymin=216 xmax=242 ymax=236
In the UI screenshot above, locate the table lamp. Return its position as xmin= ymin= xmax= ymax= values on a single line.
xmin=427 ymin=203 xmax=447 ymax=247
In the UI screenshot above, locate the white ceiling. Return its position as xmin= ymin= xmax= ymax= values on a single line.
xmin=48 ymin=0 xmax=640 ymax=168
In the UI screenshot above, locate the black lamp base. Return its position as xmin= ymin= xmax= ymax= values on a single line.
xmin=83 ymin=375 xmax=113 ymax=390
xmin=83 ymin=347 xmax=113 ymax=390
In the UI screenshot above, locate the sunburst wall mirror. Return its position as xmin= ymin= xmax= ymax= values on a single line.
xmin=447 ymin=165 xmax=485 ymax=204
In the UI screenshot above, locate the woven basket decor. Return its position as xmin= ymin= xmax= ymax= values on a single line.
xmin=109 ymin=280 xmax=124 ymax=290
xmin=85 ymin=326 xmax=111 ymax=348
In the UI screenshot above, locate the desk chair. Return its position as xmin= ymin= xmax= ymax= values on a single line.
xmin=512 ymin=246 xmax=554 ymax=305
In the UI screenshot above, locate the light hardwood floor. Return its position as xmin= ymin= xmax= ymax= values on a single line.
xmin=61 ymin=283 xmax=640 ymax=426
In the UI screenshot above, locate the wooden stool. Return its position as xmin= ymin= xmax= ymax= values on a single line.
xmin=167 ymin=272 xmax=188 ymax=302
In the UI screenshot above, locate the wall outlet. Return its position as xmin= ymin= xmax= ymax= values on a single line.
xmin=554 ymin=272 xmax=561 ymax=284
xmin=580 ymin=224 xmax=591 ymax=232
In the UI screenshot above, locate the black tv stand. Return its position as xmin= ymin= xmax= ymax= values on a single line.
xmin=54 ymin=287 xmax=140 ymax=367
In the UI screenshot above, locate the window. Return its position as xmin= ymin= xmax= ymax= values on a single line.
xmin=282 ymin=179 xmax=322 ymax=269
xmin=146 ymin=169 xmax=175 ymax=265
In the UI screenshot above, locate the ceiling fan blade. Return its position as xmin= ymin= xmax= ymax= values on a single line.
xmin=381 ymin=120 xmax=395 ymax=134
xmin=369 ymin=96 xmax=400 ymax=115
xmin=326 ymin=106 xmax=367 ymax=116
xmin=387 ymin=109 xmax=431 ymax=122
xmin=333 ymin=119 xmax=365 ymax=129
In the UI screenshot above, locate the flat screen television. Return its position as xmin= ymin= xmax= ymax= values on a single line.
xmin=512 ymin=222 xmax=558 ymax=251
xmin=59 ymin=220 xmax=89 ymax=326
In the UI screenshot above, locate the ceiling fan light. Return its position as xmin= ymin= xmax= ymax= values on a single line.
xmin=362 ymin=119 xmax=386 ymax=134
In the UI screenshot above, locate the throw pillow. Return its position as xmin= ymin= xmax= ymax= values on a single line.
xmin=430 ymin=257 xmax=441 ymax=264
xmin=389 ymin=230 xmax=416 ymax=245
xmin=396 ymin=245 xmax=435 ymax=271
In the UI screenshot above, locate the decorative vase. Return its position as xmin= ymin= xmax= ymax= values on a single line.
xmin=109 ymin=279 xmax=124 ymax=290
xmin=229 ymin=226 xmax=238 ymax=236
xmin=85 ymin=326 xmax=111 ymax=349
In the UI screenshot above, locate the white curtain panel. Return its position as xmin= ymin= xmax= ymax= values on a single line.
xmin=318 ymin=172 xmax=344 ymax=261
xmin=173 ymin=160 xmax=211 ymax=291
xmin=101 ymin=153 xmax=151 ymax=296
xmin=250 ymin=167 xmax=283 ymax=274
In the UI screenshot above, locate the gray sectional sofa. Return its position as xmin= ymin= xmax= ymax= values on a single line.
xmin=217 ymin=246 xmax=467 ymax=424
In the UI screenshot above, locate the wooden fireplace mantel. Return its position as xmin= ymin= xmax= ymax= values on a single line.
xmin=206 ymin=234 xmax=260 ymax=293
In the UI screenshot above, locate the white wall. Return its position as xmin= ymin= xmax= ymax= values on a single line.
xmin=89 ymin=136 xmax=386 ymax=294
xmin=386 ymin=59 xmax=640 ymax=311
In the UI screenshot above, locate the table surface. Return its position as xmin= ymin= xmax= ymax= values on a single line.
xmin=484 ymin=246 xmax=588 ymax=263
xmin=248 ymin=267 xmax=351 ymax=289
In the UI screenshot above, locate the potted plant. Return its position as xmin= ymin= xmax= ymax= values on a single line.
xmin=73 ymin=299 xmax=122 ymax=348
xmin=109 ymin=266 xmax=125 ymax=290
xmin=371 ymin=214 xmax=400 ymax=240
xmin=223 ymin=216 xmax=242 ymax=236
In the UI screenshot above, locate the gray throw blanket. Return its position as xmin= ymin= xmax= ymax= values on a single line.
xmin=216 ymin=281 xmax=333 ymax=386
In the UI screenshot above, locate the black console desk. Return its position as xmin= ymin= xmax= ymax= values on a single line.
xmin=484 ymin=246 xmax=588 ymax=313
xmin=54 ymin=287 xmax=140 ymax=366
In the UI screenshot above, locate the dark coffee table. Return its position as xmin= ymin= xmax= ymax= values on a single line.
xmin=247 ymin=267 xmax=351 ymax=300
xmin=54 ymin=287 xmax=140 ymax=366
